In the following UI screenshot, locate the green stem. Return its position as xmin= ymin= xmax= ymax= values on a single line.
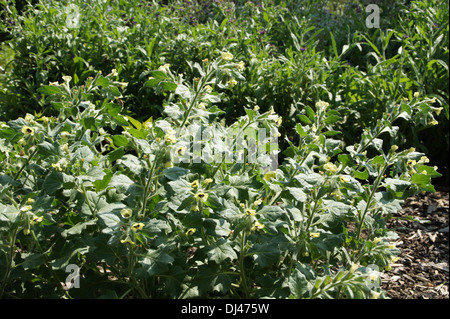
xmin=81 ymin=184 xmax=96 ymax=218
xmin=239 ymin=232 xmax=250 ymax=299
xmin=14 ymin=147 xmax=38 ymax=181
xmin=30 ymin=229 xmax=71 ymax=298
xmin=356 ymin=162 xmax=389 ymax=242
xmin=177 ymin=67 xmax=215 ymax=135
xmin=0 ymin=227 xmax=20 ymax=298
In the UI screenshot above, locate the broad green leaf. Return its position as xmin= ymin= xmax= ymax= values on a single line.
xmin=247 ymin=243 xmax=280 ymax=268
xmin=37 ymin=85 xmax=63 ymax=96
xmin=61 ymin=219 xmax=97 ymax=237
xmin=137 ymin=248 xmax=174 ymax=277
xmin=204 ymin=218 xmax=231 ymax=237
xmin=42 ymin=172 xmax=74 ymax=194
xmin=175 ymin=84 xmax=192 ymax=100
xmin=163 ymin=167 xmax=189 ymax=180
xmin=111 ymin=135 xmax=129 ymax=147
xmin=205 ymin=238 xmax=237 ymax=263
xmin=287 ymin=187 xmax=307 ymax=202
xmin=162 ymin=81 xmax=177 ymax=92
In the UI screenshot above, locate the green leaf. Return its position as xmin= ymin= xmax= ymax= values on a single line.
xmin=288 ymin=268 xmax=308 ymax=298
xmin=198 ymin=264 xmax=232 ymax=294
xmin=72 ymin=146 xmax=94 ymax=163
xmin=298 ymin=114 xmax=312 ymax=125
xmin=96 ymin=76 xmax=110 ymax=88
xmin=61 ymin=219 xmax=97 ymax=237
xmin=97 ymin=212 xmax=122 ymax=230
xmin=353 ymin=169 xmax=369 ymax=180
xmin=137 ymin=248 xmax=174 ymax=277
xmin=287 ymin=187 xmax=307 ymax=202
xmin=37 ymin=85 xmax=63 ymax=96
xmin=204 ymin=218 xmax=231 ymax=237
xmin=247 ymin=243 xmax=280 ymax=268
xmin=144 ymin=78 xmax=161 ymax=87
xmin=42 ymin=172 xmax=74 ymax=194
xmin=162 ymin=81 xmax=177 ymax=92
xmin=163 ymin=167 xmax=189 ymax=180
xmin=37 ymin=141 xmax=61 ymax=157
xmin=117 ymin=154 xmax=147 ymax=176
xmin=126 ymin=116 xmax=142 ymax=130
xmin=205 ymin=238 xmax=237 ymax=263
xmin=111 ymin=135 xmax=129 ymax=147
xmin=107 ymin=147 xmax=125 ymax=162
xmin=175 ymin=84 xmax=192 ymax=100
xmin=151 ymin=70 xmax=169 ymax=80
xmin=93 ymin=171 xmax=113 ymax=191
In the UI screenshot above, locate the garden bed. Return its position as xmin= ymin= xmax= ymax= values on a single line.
xmin=382 ymin=190 xmax=449 ymax=299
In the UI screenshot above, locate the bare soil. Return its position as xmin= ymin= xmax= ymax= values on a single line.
xmin=382 ymin=191 xmax=449 ymax=299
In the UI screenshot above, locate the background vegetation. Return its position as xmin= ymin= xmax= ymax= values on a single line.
xmin=0 ymin=0 xmax=448 ymax=299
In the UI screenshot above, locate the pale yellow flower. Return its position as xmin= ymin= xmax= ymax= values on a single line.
xmin=340 ymin=175 xmax=349 ymax=183
xmin=274 ymin=116 xmax=282 ymax=126
xmin=236 ymin=61 xmax=245 ymax=71
xmin=165 ymin=133 xmax=177 ymax=144
xmin=251 ymin=221 xmax=265 ymax=231
xmin=203 ymin=178 xmax=213 ymax=185
xmin=372 ymin=237 xmax=382 ymax=245
xmin=61 ymin=143 xmax=70 ymax=154
xmin=204 ymin=85 xmax=213 ymax=93
xmin=51 ymin=163 xmax=63 ymax=171
xmin=186 ymin=228 xmax=196 ymax=236
xmin=253 ymin=199 xmax=263 ymax=207
xmin=131 ymin=222 xmax=144 ymax=232
xmin=227 ymin=79 xmax=238 ymax=88
xmin=120 ymin=208 xmax=132 ymax=218
xmin=20 ymin=205 xmax=33 ymax=213
xmin=324 ymin=162 xmax=338 ymax=174
xmin=349 ymin=263 xmax=359 ymax=274
xmin=24 ymin=114 xmax=34 ymax=123
xmin=62 ymin=75 xmax=72 ymax=83
xmin=310 ymin=232 xmax=320 ymax=238
xmin=194 ymin=192 xmax=208 ymax=203
xmin=221 ymin=51 xmax=233 ymax=61
xmin=158 ymin=63 xmax=171 ymax=73
xmin=316 ymin=101 xmax=329 ymax=109
xmin=21 ymin=125 xmax=35 ymax=136
xmin=164 ymin=161 xmax=174 ymax=168
xmin=189 ymin=180 xmax=199 ymax=188
xmin=120 ymin=238 xmax=136 ymax=245
xmin=177 ymin=146 xmax=187 ymax=156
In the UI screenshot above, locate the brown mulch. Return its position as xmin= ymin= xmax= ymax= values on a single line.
xmin=382 ymin=190 xmax=449 ymax=299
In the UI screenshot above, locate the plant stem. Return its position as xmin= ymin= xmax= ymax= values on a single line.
xmin=81 ymin=183 xmax=96 ymax=218
xmin=0 ymin=227 xmax=20 ymax=298
xmin=356 ymin=162 xmax=389 ymax=242
xmin=14 ymin=147 xmax=38 ymax=181
xmin=239 ymin=231 xmax=250 ymax=299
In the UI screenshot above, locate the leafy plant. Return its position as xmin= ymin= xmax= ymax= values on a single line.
xmin=0 ymin=47 xmax=441 ymax=298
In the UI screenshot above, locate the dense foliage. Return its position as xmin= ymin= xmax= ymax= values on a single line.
xmin=0 ymin=0 xmax=448 ymax=299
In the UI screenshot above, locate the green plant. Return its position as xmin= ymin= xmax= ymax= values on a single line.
xmin=0 ymin=48 xmax=441 ymax=298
